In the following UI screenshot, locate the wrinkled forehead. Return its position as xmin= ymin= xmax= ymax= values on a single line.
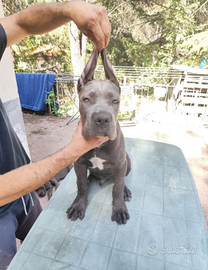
xmin=79 ymin=80 xmax=120 ymax=98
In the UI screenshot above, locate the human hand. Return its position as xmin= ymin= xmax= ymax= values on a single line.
xmin=69 ymin=0 xmax=111 ymax=51
xmin=70 ymin=119 xmax=109 ymax=159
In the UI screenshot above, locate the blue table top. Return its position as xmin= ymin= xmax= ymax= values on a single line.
xmin=8 ymin=138 xmax=208 ymax=270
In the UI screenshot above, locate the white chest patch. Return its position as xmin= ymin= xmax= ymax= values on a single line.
xmin=89 ymin=155 xmax=106 ymax=170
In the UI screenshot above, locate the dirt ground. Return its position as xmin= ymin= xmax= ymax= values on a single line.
xmin=22 ymin=113 xmax=79 ymax=207
xmin=23 ymin=113 xmax=78 ymax=162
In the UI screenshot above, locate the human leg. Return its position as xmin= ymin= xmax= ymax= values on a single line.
xmin=0 ymin=192 xmax=42 ymax=269
xmin=0 ymin=206 xmax=18 ymax=270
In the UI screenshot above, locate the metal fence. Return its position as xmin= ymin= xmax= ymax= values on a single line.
xmin=55 ymin=66 xmax=208 ymax=124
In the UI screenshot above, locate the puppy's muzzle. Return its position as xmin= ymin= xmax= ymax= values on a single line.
xmin=93 ymin=111 xmax=112 ymax=127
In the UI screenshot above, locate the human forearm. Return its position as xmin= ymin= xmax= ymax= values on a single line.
xmin=0 ymin=0 xmax=111 ymax=50
xmin=0 ymin=120 xmax=108 ymax=206
xmin=1 ymin=1 xmax=77 ymax=46
xmin=0 ymin=142 xmax=78 ymax=206
xmin=14 ymin=2 xmax=75 ymax=36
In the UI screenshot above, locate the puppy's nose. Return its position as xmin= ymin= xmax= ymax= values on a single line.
xmin=93 ymin=111 xmax=112 ymax=126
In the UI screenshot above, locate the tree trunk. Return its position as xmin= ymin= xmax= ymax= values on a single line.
xmin=68 ymin=21 xmax=87 ymax=76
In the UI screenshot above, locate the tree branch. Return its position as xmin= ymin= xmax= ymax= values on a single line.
xmin=194 ymin=0 xmax=208 ymax=14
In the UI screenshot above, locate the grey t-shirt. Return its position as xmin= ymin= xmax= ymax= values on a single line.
xmin=0 ymin=23 xmax=7 ymax=60
xmin=0 ymin=24 xmax=30 ymax=215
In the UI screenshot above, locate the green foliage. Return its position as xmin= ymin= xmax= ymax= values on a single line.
xmin=104 ymin=0 xmax=208 ymax=67
xmin=11 ymin=26 xmax=72 ymax=73
xmin=177 ymin=30 xmax=208 ymax=66
xmin=2 ymin=0 xmax=72 ymax=73
xmin=103 ymin=0 xmax=202 ymax=66
xmin=45 ymin=90 xmax=61 ymax=116
xmin=2 ymin=0 xmax=208 ymax=69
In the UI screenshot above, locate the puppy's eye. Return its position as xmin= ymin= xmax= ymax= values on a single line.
xmin=83 ymin=97 xmax=90 ymax=102
xmin=112 ymin=99 xmax=119 ymax=104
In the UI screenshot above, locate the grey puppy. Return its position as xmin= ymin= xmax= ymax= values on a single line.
xmin=66 ymin=48 xmax=131 ymax=224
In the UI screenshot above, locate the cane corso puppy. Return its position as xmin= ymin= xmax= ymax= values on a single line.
xmin=66 ymin=48 xmax=131 ymax=224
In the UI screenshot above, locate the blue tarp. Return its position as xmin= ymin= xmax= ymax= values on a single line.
xmin=15 ymin=73 xmax=56 ymax=111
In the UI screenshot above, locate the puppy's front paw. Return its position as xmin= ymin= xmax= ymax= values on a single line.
xmin=111 ymin=203 xmax=130 ymax=225
xmin=66 ymin=198 xmax=87 ymax=221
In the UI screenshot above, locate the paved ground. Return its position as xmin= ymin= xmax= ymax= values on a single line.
xmin=122 ymin=116 xmax=208 ymax=231
xmin=10 ymin=138 xmax=208 ymax=270
xmin=23 ymin=110 xmax=208 ymax=232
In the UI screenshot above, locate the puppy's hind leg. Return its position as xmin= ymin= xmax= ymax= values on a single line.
xmin=87 ymin=173 xmax=107 ymax=186
xmin=123 ymin=152 xmax=132 ymax=201
xmin=123 ymin=185 xmax=132 ymax=201
xmin=126 ymin=152 xmax=131 ymax=176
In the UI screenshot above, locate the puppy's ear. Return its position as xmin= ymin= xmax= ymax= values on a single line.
xmin=101 ymin=49 xmax=120 ymax=92
xmin=77 ymin=48 xmax=99 ymax=92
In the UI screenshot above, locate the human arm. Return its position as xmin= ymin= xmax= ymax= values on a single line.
xmin=0 ymin=0 xmax=111 ymax=51
xmin=0 ymin=120 xmax=109 ymax=206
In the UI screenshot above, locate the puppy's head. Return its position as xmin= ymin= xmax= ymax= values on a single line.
xmin=77 ymin=49 xmax=120 ymax=140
